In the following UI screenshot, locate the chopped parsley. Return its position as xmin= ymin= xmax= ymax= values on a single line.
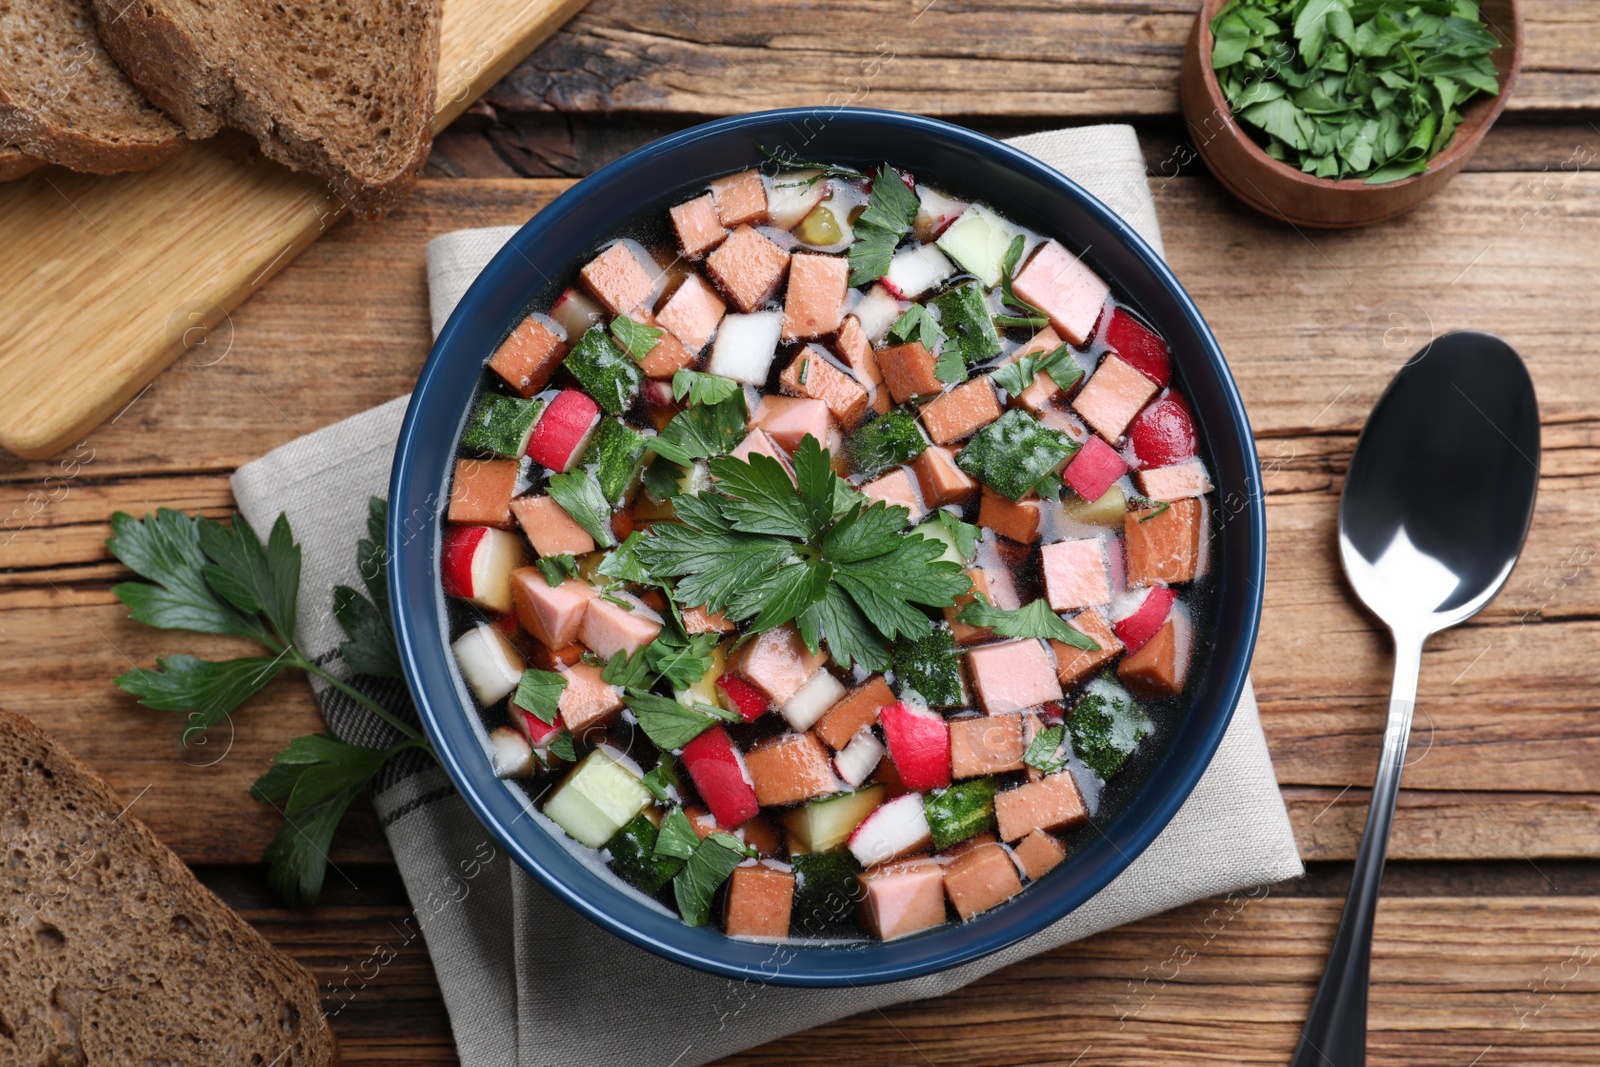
xmin=610 ymin=313 xmax=665 ymax=361
xmin=672 ymin=368 xmax=741 ymax=406
xmin=513 ymin=668 xmax=567 ymax=725
xmin=533 ymin=553 xmax=580 ymax=587
xmin=846 ymin=165 xmax=919 ymax=286
xmin=990 ymin=343 xmax=1083 ymax=397
xmin=1022 ymin=723 xmax=1068 ymax=774
xmin=546 ymin=468 xmax=617 ymax=548
xmin=956 ymin=595 xmax=1101 ymax=650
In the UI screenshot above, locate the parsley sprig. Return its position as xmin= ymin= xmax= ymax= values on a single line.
xmin=956 ymin=594 xmax=1101 ymax=650
xmin=994 ymin=235 xmax=1049 ymax=329
xmin=846 ymin=165 xmax=919 ymax=286
xmin=108 ymin=499 xmax=432 ymax=905
xmin=633 ymin=435 xmax=970 ymax=671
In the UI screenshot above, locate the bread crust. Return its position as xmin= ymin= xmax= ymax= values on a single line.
xmin=0 ymin=708 xmax=339 ymax=1066
xmin=0 ymin=146 xmax=43 ymax=181
xmin=91 ymin=0 xmax=441 ymax=217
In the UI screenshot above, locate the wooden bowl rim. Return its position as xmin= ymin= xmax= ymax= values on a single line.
xmin=1188 ymin=0 xmax=1523 ymax=193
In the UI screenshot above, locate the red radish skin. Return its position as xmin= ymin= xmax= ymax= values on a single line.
xmin=879 ymin=701 xmax=951 ymax=792
xmin=1115 ymin=586 xmax=1177 ymax=653
xmin=681 ymin=727 xmax=760 ymax=827
xmin=441 ymin=526 xmax=488 ymax=601
xmin=717 ymin=674 xmax=770 ymax=722
xmin=1062 ymin=435 xmax=1130 ymax=502
xmin=516 ymin=709 xmax=563 ymax=747
xmin=492 ymin=612 xmax=519 ymax=635
xmin=526 ymin=390 xmax=601 ymax=472
xmin=1104 ymin=308 xmax=1171 ymax=386
xmin=1128 ymin=392 xmax=1198 ymax=469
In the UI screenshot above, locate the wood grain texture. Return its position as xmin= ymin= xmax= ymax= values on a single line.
xmin=487 ymin=0 xmax=1600 ymax=118
xmin=0 ymin=0 xmax=586 ymax=460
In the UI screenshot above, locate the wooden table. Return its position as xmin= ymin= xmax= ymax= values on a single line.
xmin=4 ymin=2 xmax=1600 ymax=1062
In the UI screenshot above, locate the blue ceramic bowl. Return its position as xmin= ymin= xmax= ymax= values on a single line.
xmin=390 ymin=108 xmax=1265 ymax=986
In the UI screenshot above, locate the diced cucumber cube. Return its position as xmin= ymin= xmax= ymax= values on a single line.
xmin=783 ymin=784 xmax=886 ymax=854
xmin=932 ymin=282 xmax=1001 ymax=367
xmin=564 ymin=326 xmax=641 ymax=415
xmin=923 ymin=778 xmax=999 ymax=850
xmin=848 ymin=408 xmax=927 ymax=478
xmin=461 ymin=394 xmax=544 ymax=458
xmin=581 ymin=418 xmax=648 ymax=504
xmin=543 ymin=748 xmax=651 ymax=847
xmin=1068 ymin=675 xmax=1152 ymax=779
xmin=604 ymin=813 xmax=684 ymax=894
xmin=891 ymin=625 xmax=965 ymax=707
xmin=1063 ymin=484 xmax=1128 ymax=526
xmin=935 ymin=203 xmax=1025 ymax=289
xmin=956 ymin=408 xmax=1080 ymax=501
xmin=791 ymin=851 xmax=863 ymax=931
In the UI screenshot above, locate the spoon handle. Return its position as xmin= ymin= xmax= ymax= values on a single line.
xmin=1289 ymin=633 xmax=1424 ymax=1067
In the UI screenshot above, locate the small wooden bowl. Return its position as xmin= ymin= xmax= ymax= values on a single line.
xmin=1181 ymin=0 xmax=1522 ymax=228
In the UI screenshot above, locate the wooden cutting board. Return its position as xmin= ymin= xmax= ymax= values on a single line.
xmin=0 ymin=0 xmax=586 ymax=460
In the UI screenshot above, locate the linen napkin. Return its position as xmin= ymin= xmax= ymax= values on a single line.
xmin=232 ymin=123 xmax=1302 ymax=1067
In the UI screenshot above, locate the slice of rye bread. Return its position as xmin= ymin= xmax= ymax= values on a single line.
xmin=0 ymin=144 xmax=41 ymax=181
xmin=91 ymin=0 xmax=441 ymax=218
xmin=0 ymin=0 xmax=185 ymax=174
xmin=0 ymin=709 xmax=338 ymax=1066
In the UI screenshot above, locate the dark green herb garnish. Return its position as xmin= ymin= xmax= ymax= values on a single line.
xmin=990 ymin=343 xmax=1083 ymax=397
xmin=755 ymin=144 xmax=867 ymax=184
xmin=654 ymin=805 xmax=701 ymax=860
xmin=647 ymin=391 xmax=750 ymax=467
xmin=1068 ymin=677 xmax=1152 ymax=779
xmin=546 ymin=468 xmax=617 ymax=548
xmin=671 ymin=368 xmax=741 ymax=406
xmin=996 ymin=234 xmax=1048 ymax=326
xmin=849 ymin=408 xmax=928 ymax=479
xmin=956 ymin=594 xmax=1101 ymax=650
xmin=625 ymin=691 xmax=738 ymax=751
xmin=890 ymin=624 xmax=965 ymax=706
xmin=1129 ymin=492 xmax=1173 ymax=521
xmin=534 ymin=553 xmax=580 ymax=587
xmin=1022 ymin=723 xmax=1068 ymax=774
xmin=674 ymin=832 xmax=753 ymax=926
xmin=609 ymin=314 xmax=665 ymax=361
xmin=514 ymin=668 xmax=567 ymax=725
xmin=847 ymin=165 xmax=919 ymax=286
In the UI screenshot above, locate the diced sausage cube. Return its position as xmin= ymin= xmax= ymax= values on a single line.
xmin=920 ymin=378 xmax=1002 ymax=446
xmin=1119 ymin=618 xmax=1191 ymax=698
xmin=1072 ymin=355 xmax=1159 ymax=442
xmin=579 ymin=596 xmax=663 ymax=661
xmin=994 ymin=773 xmax=1088 ymax=842
xmin=449 ymin=458 xmax=519 ymax=528
xmin=945 ymin=567 xmax=997 ymax=646
xmin=509 ymin=494 xmax=595 ymax=557
xmin=948 ymin=713 xmax=1026 ymax=778
xmin=628 ymin=308 xmax=696 ymax=379
xmin=1136 ymin=460 xmax=1214 ymax=502
xmin=728 ymin=624 xmax=827 ymax=705
xmin=682 ymin=604 xmax=735 ymax=634
xmin=779 ymin=349 xmax=870 ymax=430
xmin=737 ymin=815 xmax=785 ymax=858
xmin=1000 ymin=326 xmax=1068 ymax=415
xmin=1049 ymin=607 xmax=1124 ymax=688
xmin=937 ymin=831 xmax=999 ymax=862
xmin=730 ymin=429 xmax=797 ymax=484
xmin=744 ymin=732 xmax=840 ymax=806
xmin=669 ymin=193 xmax=727 ymax=259
xmin=1011 ymin=829 xmax=1067 ymax=880
xmin=579 ymin=242 xmax=657 ymax=317
xmin=526 ymin=639 xmax=584 ymax=671
xmin=912 ymin=446 xmax=978 ymax=509
xmin=813 ymin=676 xmax=893 ymax=750
xmin=706 ymin=224 xmax=790 ymax=313
xmin=752 ymin=396 xmax=835 ymax=454
xmin=965 ymin=639 xmax=1065 ymax=716
xmin=487 ymin=315 xmax=567 ymax=398
xmin=977 ymin=486 xmax=1041 ymax=544
xmin=859 ymin=859 xmax=948 ymax=941
xmin=877 ymin=341 xmax=942 ymax=405
xmin=724 ymin=864 xmax=794 ymax=940
xmin=510 ymin=568 xmax=598 ymax=648
xmin=860 ymin=468 xmax=925 ymax=523
xmin=655 ymin=274 xmax=727 ymax=354
xmin=1125 ymin=497 xmax=1203 ymax=587
xmin=1042 ymin=537 xmax=1114 ymax=611
xmin=942 ymin=841 xmax=1024 ymax=920
xmin=710 ymin=169 xmax=769 ymax=226
xmin=1010 ymin=239 xmax=1110 ymax=345
xmin=832 ymin=314 xmax=885 ymax=389
xmin=783 ymin=253 xmax=850 ymax=340
xmin=556 ymin=660 xmax=624 ymax=738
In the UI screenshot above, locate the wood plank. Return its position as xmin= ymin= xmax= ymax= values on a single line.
xmin=239 ymin=892 xmax=1600 ymax=1066
xmin=488 ymin=0 xmax=1600 ymax=120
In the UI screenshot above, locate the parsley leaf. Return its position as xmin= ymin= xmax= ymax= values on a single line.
xmin=610 ymin=314 xmax=665 ymax=361
xmin=648 ymin=392 xmax=750 ymax=466
xmin=641 ymin=753 xmax=682 ymax=804
xmin=990 ymin=343 xmax=1084 ymax=397
xmin=115 ymin=654 xmax=295 ymax=731
xmin=1023 ymin=723 xmax=1068 ymax=774
xmin=654 ymin=805 xmax=701 ymax=860
xmin=1128 ymin=492 xmax=1172 ymax=521
xmin=798 ymin=584 xmax=888 ymax=672
xmin=331 ymin=498 xmax=399 ymax=678
xmin=514 ymin=668 xmax=567 ymax=724
xmin=889 ymin=303 xmax=944 ymax=352
xmin=547 ymin=468 xmax=618 ymax=548
xmin=671 ymin=368 xmax=741 ymax=406
xmin=832 ymin=531 xmax=971 ymax=641
xmin=535 ymin=553 xmax=581 ymax=586
xmin=957 ymin=595 xmax=1101 ymax=650
xmin=108 ymin=510 xmax=274 ymax=643
xmin=674 ymin=832 xmax=751 ymax=926
xmin=707 ymin=450 xmax=813 ymax=538
xmin=931 ymin=509 xmax=982 ymax=562
xmin=997 ymin=234 xmax=1047 ymax=323
xmin=626 ymin=691 xmax=734 ymax=751
xmin=847 ymin=165 xmax=919 ymax=286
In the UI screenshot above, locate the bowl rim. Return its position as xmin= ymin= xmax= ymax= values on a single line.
xmin=1186 ymin=0 xmax=1522 ymax=193
xmin=388 ymin=106 xmax=1268 ymax=986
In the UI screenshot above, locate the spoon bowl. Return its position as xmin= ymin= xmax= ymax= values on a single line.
xmin=1293 ymin=330 xmax=1539 ymax=1067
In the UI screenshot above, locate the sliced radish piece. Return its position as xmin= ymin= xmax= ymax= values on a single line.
xmin=766 ymin=171 xmax=828 ymax=229
xmin=1104 ymin=307 xmax=1171 ymax=387
xmin=847 ymin=792 xmax=932 ymax=867
xmin=548 ymin=287 xmax=604 ymax=341
xmin=489 ymin=726 xmax=533 ymax=778
xmin=525 ymin=389 xmax=600 ymax=472
xmin=1127 ymin=391 xmax=1198 ymax=469
xmin=779 ymin=669 xmax=846 ymax=732
xmin=515 ymin=707 xmax=564 ymax=748
xmin=441 ymin=525 xmax=524 ymax=614
xmin=913 ymin=186 xmax=967 ymax=243
xmin=853 ymin=284 xmax=906 ymax=344
xmin=452 ymin=621 xmax=526 ymax=705
xmin=680 ymin=726 xmax=760 ymax=827
xmin=716 ymin=673 xmax=769 ymax=722
xmin=879 ymin=700 xmax=951 ymax=792
xmin=1113 ymin=585 xmax=1177 ymax=653
xmin=1061 ymin=435 xmax=1130 ymax=504
xmin=884 ymin=244 xmax=955 ymax=300
xmin=706 ymin=311 xmax=783 ymax=385
xmin=834 ymin=728 xmax=886 ymax=788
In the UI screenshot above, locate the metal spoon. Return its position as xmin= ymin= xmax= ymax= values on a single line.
xmin=1289 ymin=330 xmax=1540 ymax=1067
